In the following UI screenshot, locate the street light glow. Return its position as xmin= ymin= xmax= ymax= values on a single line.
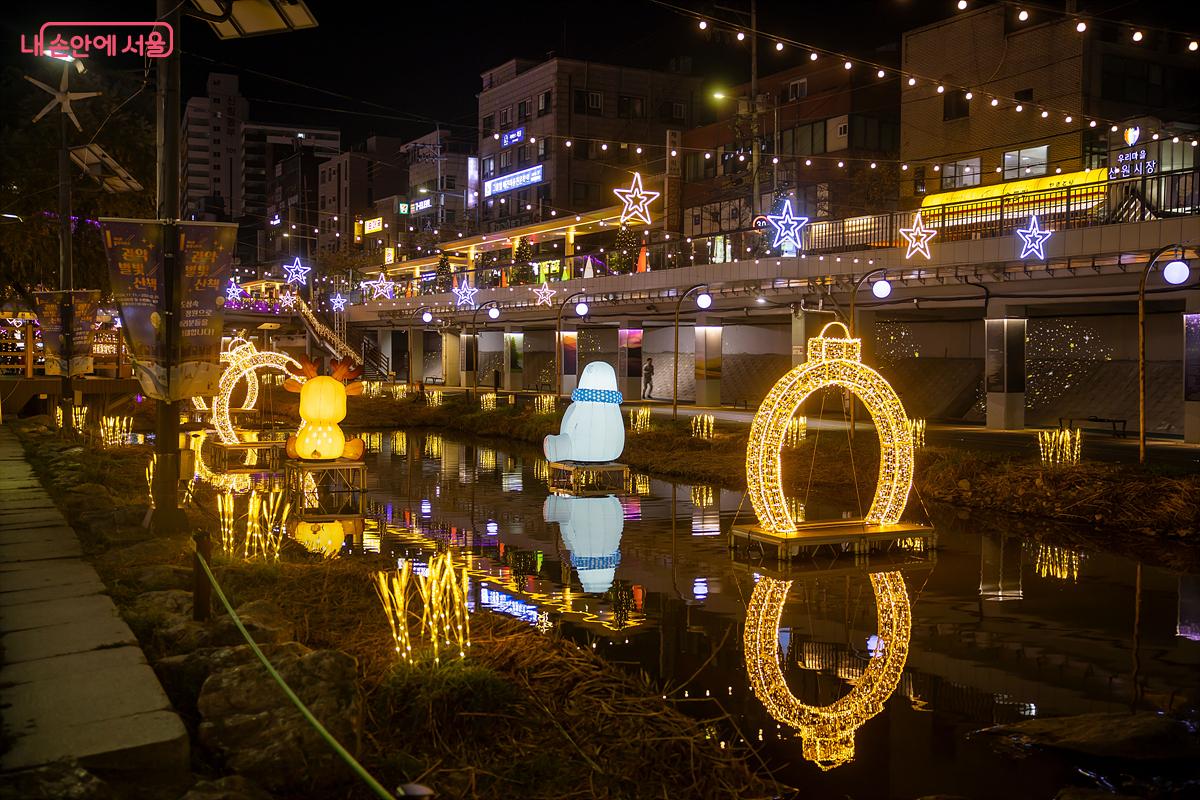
xmin=575 ymin=301 xmax=589 ymax=316
xmin=421 ymin=310 xmax=433 ymax=323
xmin=696 ymin=292 xmax=712 ymax=309
xmin=1163 ymin=259 xmax=1190 ymax=285
xmin=487 ymin=306 xmax=500 ymax=320
xmin=872 ymin=279 xmax=892 ymax=298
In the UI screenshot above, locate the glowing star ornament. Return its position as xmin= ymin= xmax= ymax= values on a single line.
xmin=453 ymin=281 xmax=479 ymax=308
xmin=765 ymin=200 xmax=809 ymax=251
xmin=330 ymin=293 xmax=349 ymax=312
xmin=1016 ymin=215 xmax=1053 ymax=260
xmin=283 ymin=257 xmax=311 ymax=285
xmin=279 ymin=291 xmax=298 ymax=309
xmin=899 ymin=212 xmax=937 ymax=260
xmin=225 ymin=277 xmax=245 ymax=303
xmin=532 ymin=282 xmax=558 ymax=306
xmin=364 ymin=272 xmax=395 ymax=300
xmin=613 ymin=172 xmax=660 ymax=226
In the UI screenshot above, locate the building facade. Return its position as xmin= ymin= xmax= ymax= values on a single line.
xmin=402 ymin=129 xmax=479 ymax=237
xmin=476 ymin=57 xmax=702 ymax=232
xmin=317 ymin=136 xmax=408 ymax=252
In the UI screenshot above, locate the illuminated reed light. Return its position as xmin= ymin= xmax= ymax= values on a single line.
xmin=145 ymin=454 xmax=156 ymax=507
xmin=71 ymin=405 xmax=89 ymax=436
xmin=243 ymin=489 xmax=290 ymax=561
xmin=534 ymin=393 xmax=558 ymax=415
xmin=217 ymin=491 xmax=237 ymax=554
xmin=480 ymin=392 xmax=498 ymax=411
xmin=423 ymin=433 xmax=443 ymax=459
xmin=747 ymin=322 xmax=914 ymax=533
xmin=744 ymin=572 xmax=911 ymax=770
xmin=784 ymin=415 xmax=808 ymax=448
xmin=55 ymin=406 xmax=63 ymax=429
xmin=389 ymin=383 xmax=409 ymax=400
xmin=907 ymin=418 xmax=926 ymax=449
xmin=691 ymin=484 xmax=715 ymax=508
xmin=1034 ymin=542 xmax=1084 ymax=582
xmin=361 ymin=380 xmax=384 ymax=398
xmin=100 ymin=415 xmax=133 ymax=448
xmin=625 ymin=472 xmax=651 ymax=496
xmin=477 ymin=447 xmax=497 ymax=472
xmin=533 ymin=458 xmax=550 ymax=484
xmin=1038 ymin=428 xmax=1082 ymax=466
xmin=426 ymin=390 xmax=444 ymax=407
xmin=375 ymin=551 xmax=470 ymax=666
xmin=691 ymin=413 xmax=715 ymax=440
xmin=389 ymin=430 xmax=407 ymax=456
xmin=628 ymin=406 xmax=652 ymax=433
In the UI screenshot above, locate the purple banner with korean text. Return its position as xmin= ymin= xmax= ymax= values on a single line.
xmin=100 ymin=218 xmax=166 ymax=398
xmin=33 ymin=292 xmax=65 ymax=376
xmin=69 ymin=290 xmax=100 ymax=376
xmin=176 ymin=221 xmax=235 ymax=400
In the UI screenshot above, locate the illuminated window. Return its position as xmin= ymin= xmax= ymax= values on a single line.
xmin=537 ymin=90 xmax=552 ymax=116
xmin=1003 ymin=145 xmax=1048 ymax=179
xmin=499 ymin=106 xmax=512 ymax=127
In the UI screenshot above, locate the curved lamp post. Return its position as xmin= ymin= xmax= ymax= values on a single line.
xmin=673 ymin=284 xmax=712 ymax=420
xmin=555 ymin=290 xmax=589 ymax=397
xmin=408 ymin=305 xmax=434 ymax=387
xmin=471 ymin=300 xmax=502 ymax=393
xmin=1138 ymin=245 xmax=1191 ymax=464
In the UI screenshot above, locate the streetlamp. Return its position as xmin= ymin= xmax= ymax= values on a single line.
xmin=673 ymin=284 xmax=712 ymax=420
xmin=409 ymin=305 xmax=433 ymax=387
xmin=471 ymin=301 xmax=502 ymax=393
xmin=556 ymin=290 xmax=589 ymax=397
xmin=1138 ymin=245 xmax=1191 ymax=463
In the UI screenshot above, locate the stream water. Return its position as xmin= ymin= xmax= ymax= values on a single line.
xmin=350 ymin=429 xmax=1200 ymax=799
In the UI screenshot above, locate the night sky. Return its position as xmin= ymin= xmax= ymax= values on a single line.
xmin=2 ymin=1 xmax=1196 ymax=143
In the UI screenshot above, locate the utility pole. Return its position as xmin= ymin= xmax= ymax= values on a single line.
xmin=749 ymin=0 xmax=759 ymax=218
xmin=58 ymin=92 xmax=73 ymax=417
xmin=153 ymin=0 xmax=186 ymax=533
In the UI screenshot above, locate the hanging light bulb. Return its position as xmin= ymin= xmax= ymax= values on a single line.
xmin=775 ymin=42 xmax=784 ymax=51
xmin=696 ymin=292 xmax=712 ymax=309
xmin=871 ymin=278 xmax=892 ymax=298
xmin=1163 ymin=259 xmax=1190 ymax=285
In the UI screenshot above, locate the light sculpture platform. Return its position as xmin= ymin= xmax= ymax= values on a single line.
xmin=744 ymin=570 xmax=911 ymax=770
xmin=733 ymin=322 xmax=931 ymax=560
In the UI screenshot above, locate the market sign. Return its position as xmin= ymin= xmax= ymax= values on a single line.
xmin=1108 ymin=118 xmax=1160 ymax=181
xmin=412 ymin=197 xmax=434 ymax=213
xmin=483 ymin=164 xmax=543 ymax=198
xmin=384 ymin=247 xmax=395 ymax=265
xmin=501 ymin=127 xmax=525 ymax=147
xmin=363 ymin=217 xmax=384 ymax=234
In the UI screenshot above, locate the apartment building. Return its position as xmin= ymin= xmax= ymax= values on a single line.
xmin=316 ymin=136 xmax=408 ymax=252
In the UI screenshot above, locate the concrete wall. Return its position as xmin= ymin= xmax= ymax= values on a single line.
xmin=722 ymin=324 xmax=792 ymax=405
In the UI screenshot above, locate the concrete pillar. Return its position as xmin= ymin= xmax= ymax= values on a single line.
xmin=524 ymin=329 xmax=556 ymax=393
xmin=1185 ymin=296 xmax=1200 ymax=444
xmin=791 ymin=309 xmax=809 ymax=366
xmin=560 ymin=325 xmax=579 ymax=396
xmin=565 ymin=228 xmax=575 ymax=256
xmin=985 ymin=301 xmax=1026 ymax=430
xmin=406 ymin=328 xmax=424 ymax=383
xmin=503 ymin=328 xmax=524 ymax=391
xmin=438 ymin=329 xmax=458 ymax=387
xmin=617 ymin=323 xmax=643 ymax=401
xmin=694 ymin=317 xmax=722 ymax=407
xmin=375 ymin=329 xmax=393 ymax=379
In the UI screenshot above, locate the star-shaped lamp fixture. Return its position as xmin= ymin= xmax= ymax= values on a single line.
xmin=279 ymin=291 xmax=298 ymax=309
xmin=454 ymin=281 xmax=479 ymax=308
xmin=1016 ymin=214 xmax=1053 ymax=260
xmin=532 ymin=282 xmax=558 ymax=306
xmin=330 ymin=293 xmax=349 ymax=312
xmin=900 ymin=212 xmax=937 ymax=260
xmin=613 ymin=172 xmax=660 ymax=226
xmin=765 ymin=200 xmax=809 ymax=251
xmin=364 ymin=272 xmax=395 ymax=300
xmin=283 ymin=257 xmax=311 ymax=285
xmin=225 ymin=277 xmax=245 ymax=303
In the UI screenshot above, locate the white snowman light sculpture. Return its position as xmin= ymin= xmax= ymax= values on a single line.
xmin=544 ymin=494 xmax=624 ymax=594
xmin=544 ymin=361 xmax=626 ymax=463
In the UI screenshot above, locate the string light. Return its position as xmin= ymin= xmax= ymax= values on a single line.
xmin=746 ymin=322 xmax=914 ymax=533
xmin=744 ymin=571 xmax=910 ymax=770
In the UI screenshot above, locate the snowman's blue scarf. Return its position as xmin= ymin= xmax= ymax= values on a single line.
xmin=570 ymin=387 xmax=623 ymax=405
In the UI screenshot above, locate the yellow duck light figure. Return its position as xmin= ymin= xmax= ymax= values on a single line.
xmin=284 ymin=355 xmax=366 ymax=461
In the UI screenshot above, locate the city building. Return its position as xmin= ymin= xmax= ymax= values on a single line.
xmin=900 ymin=5 xmax=1199 ymax=205
xmin=476 ymin=56 xmax=702 ymax=232
xmin=317 ymin=135 xmax=408 ymax=252
xmin=402 ymin=129 xmax=479 ymax=236
xmin=677 ymin=54 xmax=900 ymax=239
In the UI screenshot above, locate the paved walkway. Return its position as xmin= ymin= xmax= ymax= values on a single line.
xmin=0 ymin=426 xmax=188 ymax=775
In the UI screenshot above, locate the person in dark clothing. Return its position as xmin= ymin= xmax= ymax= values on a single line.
xmin=642 ymin=357 xmax=655 ymax=399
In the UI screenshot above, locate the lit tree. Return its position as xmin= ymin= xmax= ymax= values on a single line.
xmin=510 ymin=236 xmax=534 ymax=284
xmin=608 ymin=225 xmax=641 ymax=275
xmin=434 ymin=252 xmax=453 ymax=292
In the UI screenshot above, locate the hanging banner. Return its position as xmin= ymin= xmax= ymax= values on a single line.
xmin=33 ymin=292 xmax=65 ymax=376
xmin=101 ymin=218 xmax=166 ymax=398
xmin=177 ymin=221 xmax=236 ymax=399
xmin=69 ymin=290 xmax=100 ymax=376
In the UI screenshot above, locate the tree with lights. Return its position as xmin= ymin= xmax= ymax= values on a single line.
xmin=510 ymin=237 xmax=534 ymax=284
xmin=608 ymin=225 xmax=641 ymax=275
xmin=434 ymin=252 xmax=453 ymax=292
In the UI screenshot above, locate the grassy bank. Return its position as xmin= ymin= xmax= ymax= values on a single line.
xmin=9 ymin=417 xmax=779 ymax=800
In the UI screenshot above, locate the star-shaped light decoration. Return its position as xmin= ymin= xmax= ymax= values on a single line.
xmin=225 ymin=277 xmax=245 ymax=303
xmin=363 ymin=272 xmax=395 ymax=300
xmin=283 ymin=257 xmax=311 ymax=285
xmin=454 ymin=280 xmax=479 ymax=308
xmin=329 ymin=293 xmax=349 ymax=312
xmin=1016 ymin=214 xmax=1053 ymax=260
xmin=900 ymin=212 xmax=937 ymax=260
xmin=532 ymin=282 xmax=557 ymax=306
xmin=765 ymin=200 xmax=809 ymax=251
xmin=613 ymin=172 xmax=660 ymax=226
xmin=279 ymin=291 xmax=298 ymax=309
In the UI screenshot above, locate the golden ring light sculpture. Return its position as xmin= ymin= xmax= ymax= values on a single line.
xmin=746 ymin=322 xmax=914 ymax=533
xmin=744 ymin=572 xmax=911 ymax=769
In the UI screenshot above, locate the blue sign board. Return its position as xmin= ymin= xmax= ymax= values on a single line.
xmin=483 ymin=164 xmax=543 ymax=198
xmin=501 ymin=127 xmax=525 ymax=147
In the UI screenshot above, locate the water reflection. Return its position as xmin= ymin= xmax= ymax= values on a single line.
xmin=745 ymin=572 xmax=911 ymax=771
xmin=544 ymin=495 xmax=624 ymax=594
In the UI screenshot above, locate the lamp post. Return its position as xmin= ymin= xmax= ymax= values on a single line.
xmin=845 ymin=269 xmax=891 ymax=438
xmin=555 ymin=290 xmax=589 ymax=397
xmin=673 ymin=284 xmax=712 ymax=420
xmin=470 ymin=301 xmax=501 ymax=394
xmin=1138 ymin=245 xmax=1191 ymax=464
xmin=408 ymin=305 xmax=433 ymax=387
